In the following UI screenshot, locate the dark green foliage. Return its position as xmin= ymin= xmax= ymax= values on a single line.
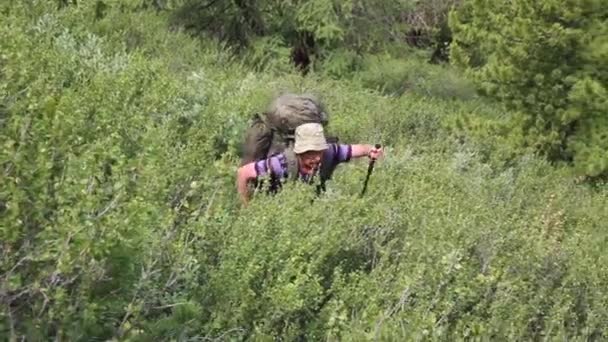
xmin=450 ymin=0 xmax=608 ymax=178
xmin=2 ymin=1 xmax=608 ymax=341
xmin=354 ymin=53 xmax=477 ymax=99
xmin=170 ymin=0 xmax=462 ymax=72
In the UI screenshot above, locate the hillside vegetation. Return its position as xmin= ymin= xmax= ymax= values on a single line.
xmin=1 ymin=1 xmax=607 ymax=340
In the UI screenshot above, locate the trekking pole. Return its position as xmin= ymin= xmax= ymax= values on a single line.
xmin=360 ymin=144 xmax=382 ymax=197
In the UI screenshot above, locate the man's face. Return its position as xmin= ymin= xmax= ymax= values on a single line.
xmin=298 ymin=150 xmax=323 ymax=175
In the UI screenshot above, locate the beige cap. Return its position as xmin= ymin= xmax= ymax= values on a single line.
xmin=293 ymin=123 xmax=328 ymax=154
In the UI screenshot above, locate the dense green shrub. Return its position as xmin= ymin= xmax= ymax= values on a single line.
xmin=170 ymin=0 xmax=409 ymax=49
xmin=1 ymin=1 xmax=607 ymax=341
xmin=450 ymin=0 xmax=608 ymax=178
xmin=0 ymin=2 xmax=244 ymax=339
xmin=169 ymin=0 xmax=463 ymax=72
xmin=354 ymin=54 xmax=477 ymax=100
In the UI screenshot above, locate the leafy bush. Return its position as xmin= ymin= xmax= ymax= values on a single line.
xmin=244 ymin=36 xmax=295 ymax=73
xmin=0 ymin=2 xmax=245 ymax=339
xmin=1 ymin=1 xmax=607 ymax=341
xmin=169 ymin=0 xmax=462 ymax=71
xmin=450 ymin=0 xmax=608 ymax=178
xmin=317 ymin=48 xmax=363 ymax=80
xmin=355 ymin=54 xmax=477 ymax=99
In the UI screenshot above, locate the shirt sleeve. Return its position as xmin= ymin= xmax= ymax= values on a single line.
xmin=322 ymin=143 xmax=352 ymax=171
xmin=254 ymin=154 xmax=288 ymax=178
xmin=332 ymin=143 xmax=352 ymax=163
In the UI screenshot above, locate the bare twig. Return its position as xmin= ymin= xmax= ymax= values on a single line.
xmin=17 ymin=116 xmax=32 ymax=154
xmin=4 ymin=162 xmax=14 ymax=177
xmin=197 ymin=0 xmax=222 ymax=11
xmin=374 ymin=287 xmax=411 ymax=341
xmin=204 ymin=188 xmax=218 ymax=219
xmin=95 ymin=194 xmax=122 ymax=219
xmin=164 ymin=270 xmax=179 ymax=290
xmin=202 ymin=328 xmax=246 ymax=342
xmin=7 ymin=305 xmax=16 ymax=342
xmin=152 ymin=302 xmax=188 ymax=310
xmin=117 ymin=258 xmax=160 ymax=338
xmin=86 ymin=176 xmax=95 ymax=194
xmin=8 ymin=288 xmax=32 ymax=303
xmin=117 ymin=292 xmax=139 ymax=338
xmin=1 ymin=255 xmax=30 ymax=279
xmin=37 ymin=289 xmax=50 ymax=318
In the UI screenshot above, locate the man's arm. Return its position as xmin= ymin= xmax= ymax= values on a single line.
xmin=236 ymin=162 xmax=257 ymax=207
xmin=350 ymin=144 xmax=383 ymax=160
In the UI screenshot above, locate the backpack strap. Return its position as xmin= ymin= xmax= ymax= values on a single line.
xmin=265 ymin=154 xmax=284 ymax=194
xmin=283 ymin=144 xmax=299 ymax=182
xmin=315 ymin=139 xmax=340 ymax=196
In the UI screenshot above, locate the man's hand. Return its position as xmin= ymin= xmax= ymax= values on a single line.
xmin=351 ymin=144 xmax=384 ymax=160
xmin=368 ymin=144 xmax=383 ymax=160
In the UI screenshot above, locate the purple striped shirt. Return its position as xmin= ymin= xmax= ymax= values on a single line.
xmin=254 ymin=143 xmax=352 ymax=180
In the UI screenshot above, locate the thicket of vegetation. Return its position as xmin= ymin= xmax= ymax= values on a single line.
xmin=450 ymin=0 xmax=608 ymax=178
xmin=168 ymin=0 xmax=458 ymax=71
xmin=1 ymin=0 xmax=606 ymax=340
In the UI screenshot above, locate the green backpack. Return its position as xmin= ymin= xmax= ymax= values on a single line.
xmin=240 ymin=93 xmax=330 ymax=167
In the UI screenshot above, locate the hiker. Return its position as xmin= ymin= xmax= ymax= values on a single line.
xmin=236 ymin=122 xmax=383 ymax=206
xmin=240 ymin=93 xmax=330 ymax=167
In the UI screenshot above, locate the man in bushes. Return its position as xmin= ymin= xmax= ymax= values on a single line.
xmin=236 ymin=122 xmax=383 ymax=206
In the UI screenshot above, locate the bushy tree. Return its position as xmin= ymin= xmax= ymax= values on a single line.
xmin=449 ymin=0 xmax=608 ymax=178
xmin=169 ymin=0 xmax=442 ymax=72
